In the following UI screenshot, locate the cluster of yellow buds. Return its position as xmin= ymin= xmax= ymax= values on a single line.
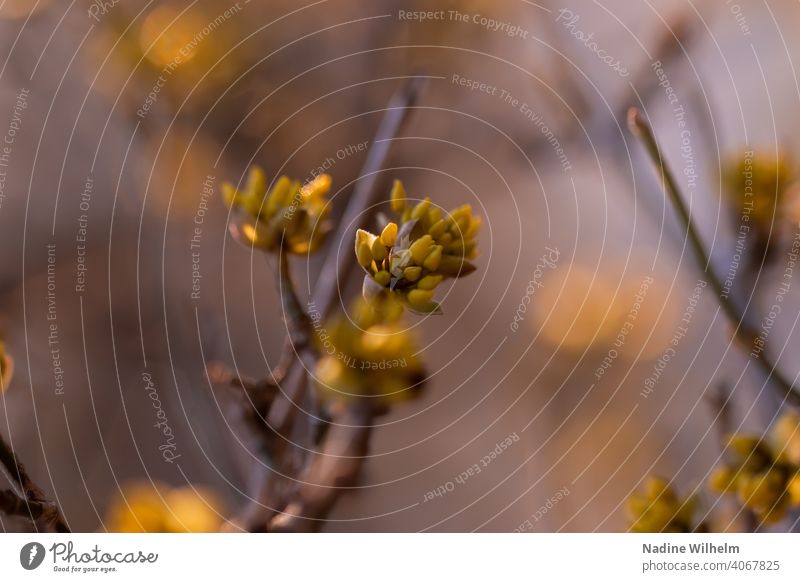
xmin=222 ymin=166 xmax=332 ymax=254
xmin=627 ymin=477 xmax=706 ymax=533
xmin=105 ymin=481 xmax=224 ymax=533
xmin=709 ymin=414 xmax=800 ymax=524
xmin=723 ymin=152 xmax=794 ymax=232
xmin=355 ymin=180 xmax=480 ymax=313
xmin=313 ymin=297 xmax=426 ymax=410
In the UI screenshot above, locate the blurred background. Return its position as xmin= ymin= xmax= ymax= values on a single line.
xmin=1 ymin=0 xmax=800 ymax=532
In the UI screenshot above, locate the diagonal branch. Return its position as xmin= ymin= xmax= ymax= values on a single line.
xmin=628 ymin=108 xmax=800 ymax=406
xmin=0 ymin=434 xmax=70 ymax=532
xmin=225 ymin=77 xmax=427 ymax=532
xmin=267 ymin=76 xmax=428 ymax=428
xmin=0 ymin=489 xmax=59 ymax=522
xmin=268 ymin=403 xmax=373 ymax=532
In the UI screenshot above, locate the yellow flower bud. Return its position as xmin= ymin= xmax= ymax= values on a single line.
xmin=738 ymin=471 xmax=783 ymax=511
xmin=356 ymin=229 xmax=377 ymax=268
xmin=411 ymin=197 xmax=431 ymax=221
xmin=417 ymin=275 xmax=443 ymax=290
xmin=404 ymin=266 xmax=422 ymax=282
xmin=428 ymin=219 xmax=447 ymax=238
xmin=465 ymin=215 xmax=482 ymax=239
xmin=374 ymin=270 xmax=391 ymax=286
xmin=390 ymin=180 xmax=407 ymax=212
xmin=407 ymin=289 xmax=434 ymax=308
xmin=450 ymin=204 xmax=472 ymax=222
xmin=301 ymin=173 xmax=332 ymax=199
xmin=423 ymin=245 xmax=442 ymax=271
xmin=246 ymin=165 xmax=267 ymax=199
xmin=409 ymin=235 xmax=433 ymax=264
xmin=265 ymin=176 xmax=293 ymax=215
xmin=380 ymin=222 xmax=398 ymax=246
xmin=371 ymin=238 xmax=388 ymax=262
xmin=221 ymin=183 xmax=238 ymax=208
xmin=357 ymin=243 xmax=373 ymax=269
xmin=708 ymin=466 xmax=737 ymax=493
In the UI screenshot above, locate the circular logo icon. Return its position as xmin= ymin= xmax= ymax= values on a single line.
xmin=20 ymin=542 xmax=46 ymax=570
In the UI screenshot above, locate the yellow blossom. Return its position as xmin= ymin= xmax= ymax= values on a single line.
xmin=222 ymin=166 xmax=332 ymax=254
xmin=355 ymin=180 xmax=479 ymax=313
xmin=723 ymin=152 xmax=793 ymax=232
xmin=708 ymin=417 xmax=800 ymax=524
xmin=313 ymin=297 xmax=425 ymax=410
xmin=105 ymin=481 xmax=224 ymax=533
xmin=627 ymin=477 xmax=705 ymax=533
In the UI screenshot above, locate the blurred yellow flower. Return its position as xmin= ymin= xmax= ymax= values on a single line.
xmin=313 ymin=297 xmax=426 ymax=410
xmin=709 ymin=418 xmax=800 ymax=525
xmin=627 ymin=477 xmax=705 ymax=533
xmin=139 ymin=6 xmax=207 ymax=69
xmin=771 ymin=411 xmax=800 ymax=465
xmin=105 ymin=481 xmax=224 ymax=533
xmin=222 ymin=166 xmax=332 ymax=254
xmin=723 ymin=152 xmax=794 ymax=232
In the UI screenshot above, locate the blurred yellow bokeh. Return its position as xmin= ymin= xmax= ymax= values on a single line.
xmin=533 ymin=264 xmax=677 ymax=359
xmin=105 ymin=481 xmax=224 ymax=533
xmin=139 ymin=6 xmax=206 ymax=69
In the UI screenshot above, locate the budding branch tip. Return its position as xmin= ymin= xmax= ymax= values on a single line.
xmin=627 ymin=107 xmax=645 ymax=137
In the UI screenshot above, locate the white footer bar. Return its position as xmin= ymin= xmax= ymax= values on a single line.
xmin=0 ymin=533 xmax=797 ymax=580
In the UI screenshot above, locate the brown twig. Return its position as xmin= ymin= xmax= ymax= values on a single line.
xmin=223 ymin=77 xmax=426 ymax=531
xmin=309 ymin=75 xmax=428 ymax=321
xmin=613 ymin=12 xmax=701 ymax=125
xmin=0 ymin=489 xmax=60 ymax=523
xmin=276 ymin=249 xmax=317 ymax=373
xmin=268 ymin=403 xmax=374 ymax=533
xmin=0 ymin=435 xmax=70 ymax=532
xmin=267 ymin=75 xmax=427 ymax=428
xmin=628 ymin=108 xmax=800 ymax=405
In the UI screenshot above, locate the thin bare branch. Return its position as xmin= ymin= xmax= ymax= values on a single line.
xmin=0 ymin=435 xmax=69 ymax=532
xmin=268 ymin=403 xmax=373 ymax=533
xmin=628 ymin=108 xmax=800 ymax=406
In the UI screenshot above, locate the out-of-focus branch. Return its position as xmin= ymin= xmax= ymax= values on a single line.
xmin=0 ymin=349 xmax=69 ymax=532
xmin=0 ymin=489 xmax=59 ymax=522
xmin=310 ymin=75 xmax=428 ymax=321
xmin=267 ymin=75 xmax=427 ymax=428
xmin=628 ymin=108 xmax=800 ymax=406
xmin=612 ymin=13 xmax=702 ymax=125
xmin=0 ymin=435 xmax=70 ymax=532
xmin=268 ymin=403 xmax=374 ymax=533
xmin=277 ymin=249 xmax=317 ymax=373
xmin=222 ymin=77 xmax=427 ymax=532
